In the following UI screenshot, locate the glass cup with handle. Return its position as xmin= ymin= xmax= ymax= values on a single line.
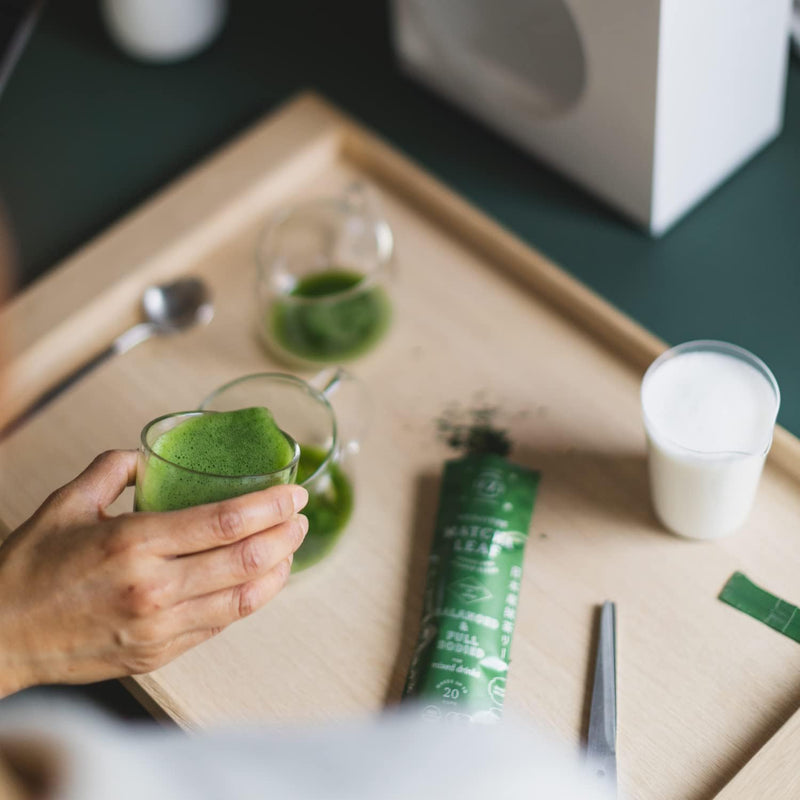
xmin=200 ymin=368 xmax=366 ymax=572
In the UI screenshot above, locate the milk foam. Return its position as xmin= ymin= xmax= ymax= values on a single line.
xmin=642 ymin=351 xmax=778 ymax=456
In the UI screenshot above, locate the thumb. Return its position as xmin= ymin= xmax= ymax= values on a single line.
xmin=58 ymin=450 xmax=138 ymax=517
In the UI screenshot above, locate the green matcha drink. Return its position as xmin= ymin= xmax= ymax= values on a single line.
xmin=135 ymin=407 xmax=299 ymax=512
xmin=292 ymin=445 xmax=354 ymax=572
xmin=257 ymin=186 xmax=394 ymax=366
xmin=267 ymin=268 xmax=391 ymax=364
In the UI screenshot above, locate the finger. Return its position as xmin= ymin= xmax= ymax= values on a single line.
xmin=45 ymin=450 xmax=138 ymax=519
xmin=166 ymin=559 xmax=292 ymax=635
xmin=168 ymin=515 xmax=308 ymax=603
xmin=138 ymin=484 xmax=308 ymax=556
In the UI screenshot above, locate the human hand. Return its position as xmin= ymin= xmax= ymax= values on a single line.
xmin=0 ymin=450 xmax=308 ymax=697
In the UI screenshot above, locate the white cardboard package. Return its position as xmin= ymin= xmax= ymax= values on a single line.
xmin=391 ymin=0 xmax=793 ymax=235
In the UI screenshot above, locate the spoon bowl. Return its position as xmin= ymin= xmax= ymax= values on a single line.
xmin=143 ymin=277 xmax=214 ymax=332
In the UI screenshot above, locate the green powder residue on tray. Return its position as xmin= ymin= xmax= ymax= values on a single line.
xmin=436 ymin=405 xmax=512 ymax=457
xmin=719 ymin=571 xmax=800 ymax=644
xmin=270 ymin=268 xmax=391 ymax=363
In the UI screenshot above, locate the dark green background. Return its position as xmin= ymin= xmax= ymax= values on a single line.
xmin=2 ymin=2 xmax=798 ymax=429
xmin=0 ymin=0 xmax=798 ymax=719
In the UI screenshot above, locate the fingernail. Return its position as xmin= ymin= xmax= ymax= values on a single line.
xmin=291 ymin=485 xmax=309 ymax=512
xmin=297 ymin=514 xmax=309 ymax=537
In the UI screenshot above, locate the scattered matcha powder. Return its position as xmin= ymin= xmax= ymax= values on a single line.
xmin=436 ymin=404 xmax=512 ymax=457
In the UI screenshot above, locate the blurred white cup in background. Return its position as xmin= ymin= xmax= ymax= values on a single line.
xmin=101 ymin=0 xmax=227 ymax=63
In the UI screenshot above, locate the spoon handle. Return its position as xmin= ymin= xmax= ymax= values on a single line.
xmin=2 ymin=323 xmax=157 ymax=438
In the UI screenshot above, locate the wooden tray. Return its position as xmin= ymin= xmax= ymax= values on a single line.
xmin=2 ymin=94 xmax=799 ymax=800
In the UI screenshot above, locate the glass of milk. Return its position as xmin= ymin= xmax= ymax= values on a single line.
xmin=641 ymin=340 xmax=780 ymax=540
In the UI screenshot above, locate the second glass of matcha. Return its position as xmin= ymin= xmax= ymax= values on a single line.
xmin=257 ymin=182 xmax=394 ymax=367
xmin=200 ymin=369 xmax=364 ymax=573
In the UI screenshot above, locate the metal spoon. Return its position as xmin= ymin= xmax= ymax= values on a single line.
xmin=5 ymin=277 xmax=213 ymax=436
xmin=115 ymin=278 xmax=214 ymax=353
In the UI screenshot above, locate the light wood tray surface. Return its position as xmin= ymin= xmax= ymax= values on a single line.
xmin=1 ymin=94 xmax=799 ymax=800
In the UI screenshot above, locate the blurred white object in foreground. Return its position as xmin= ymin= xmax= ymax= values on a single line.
xmin=0 ymin=698 xmax=614 ymax=800
xmin=101 ymin=0 xmax=227 ymax=63
xmin=392 ymin=0 xmax=793 ymax=236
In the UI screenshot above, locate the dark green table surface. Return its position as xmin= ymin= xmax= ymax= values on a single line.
xmin=0 ymin=2 xmax=798 ymax=717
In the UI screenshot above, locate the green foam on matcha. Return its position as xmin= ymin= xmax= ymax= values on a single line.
xmin=152 ymin=407 xmax=294 ymax=477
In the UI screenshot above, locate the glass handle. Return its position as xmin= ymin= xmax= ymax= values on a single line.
xmin=309 ymin=367 xmax=369 ymax=456
xmin=342 ymin=181 xmax=369 ymax=213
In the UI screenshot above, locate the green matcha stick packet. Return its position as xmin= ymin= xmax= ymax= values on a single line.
xmin=403 ymin=453 xmax=540 ymax=723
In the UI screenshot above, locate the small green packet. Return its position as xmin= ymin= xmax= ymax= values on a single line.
xmin=719 ymin=571 xmax=800 ymax=643
xmin=403 ymin=453 xmax=540 ymax=723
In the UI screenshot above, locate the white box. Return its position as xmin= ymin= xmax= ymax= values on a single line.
xmin=391 ymin=0 xmax=793 ymax=235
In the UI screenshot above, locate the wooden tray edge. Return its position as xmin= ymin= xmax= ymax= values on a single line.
xmin=713 ymin=707 xmax=800 ymax=799
xmin=122 ymin=675 xmax=196 ymax=730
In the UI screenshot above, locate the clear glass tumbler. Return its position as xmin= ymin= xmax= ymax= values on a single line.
xmin=135 ymin=411 xmax=299 ymax=512
xmin=641 ymin=340 xmax=780 ymax=539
